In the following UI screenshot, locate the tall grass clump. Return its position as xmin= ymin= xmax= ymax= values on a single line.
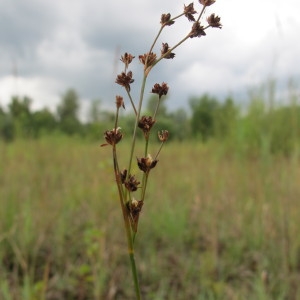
xmin=1 ymin=135 xmax=300 ymax=298
xmin=100 ymin=1 xmax=222 ymax=298
xmin=215 ymin=79 xmax=299 ymax=161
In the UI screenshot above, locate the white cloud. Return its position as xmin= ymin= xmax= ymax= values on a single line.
xmin=0 ymin=75 xmax=62 ymax=112
xmin=176 ymin=62 xmax=236 ymax=94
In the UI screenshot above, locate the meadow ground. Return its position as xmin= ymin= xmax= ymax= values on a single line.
xmin=0 ymin=137 xmax=300 ymax=299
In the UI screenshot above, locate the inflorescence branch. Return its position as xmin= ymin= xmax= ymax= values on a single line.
xmin=101 ymin=1 xmax=221 ymax=299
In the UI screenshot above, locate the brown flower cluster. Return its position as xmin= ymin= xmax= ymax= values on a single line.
xmin=102 ymin=128 xmax=123 ymax=146
xmin=120 ymin=169 xmax=140 ymax=192
xmin=115 ymin=95 xmax=125 ymax=109
xmin=139 ymin=52 xmax=157 ymax=69
xmin=207 ymin=13 xmax=222 ymax=28
xmin=199 ymin=0 xmax=215 ymax=6
xmin=189 ymin=21 xmax=206 ymax=38
xmin=161 ymin=43 xmax=175 ymax=59
xmin=138 ymin=116 xmax=156 ymax=136
xmin=124 ymin=174 xmax=140 ymax=192
xmin=120 ymin=52 xmax=135 ymax=69
xmin=137 ymin=155 xmax=158 ymax=173
xmin=151 ymin=82 xmax=169 ymax=99
xmin=184 ymin=3 xmax=197 ymax=21
xmin=160 ymin=13 xmax=175 ymax=26
xmin=115 ymin=71 xmax=134 ymax=91
xmin=120 ymin=169 xmax=128 ymax=184
xmin=158 ymin=130 xmax=169 ymax=142
xmin=127 ymin=198 xmax=144 ymax=232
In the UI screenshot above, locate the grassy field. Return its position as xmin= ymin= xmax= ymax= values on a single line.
xmin=0 ymin=137 xmax=300 ymax=299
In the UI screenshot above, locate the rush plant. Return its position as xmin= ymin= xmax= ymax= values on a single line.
xmin=101 ymin=1 xmax=222 ymax=298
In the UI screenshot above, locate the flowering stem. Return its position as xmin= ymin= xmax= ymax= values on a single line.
xmin=149 ymin=26 xmax=164 ymax=55
xmin=171 ymin=12 xmax=185 ymax=22
xmin=105 ymin=3 xmax=222 ymax=299
xmin=114 ymin=108 xmax=120 ymax=131
xmin=126 ymin=89 xmax=138 ymax=116
xmin=127 ymin=74 xmax=148 ymax=176
xmin=112 ymin=144 xmax=141 ymax=299
xmin=154 ymin=141 xmax=165 ymax=161
xmin=141 ymin=172 xmax=150 ymax=202
xmin=152 ymin=98 xmax=161 ymax=121
xmin=124 ymin=70 xmax=150 ymax=300
xmin=197 ymin=5 xmax=206 ymax=22
xmin=154 ymin=35 xmax=190 ymax=67
xmin=121 ymin=200 xmax=141 ymax=300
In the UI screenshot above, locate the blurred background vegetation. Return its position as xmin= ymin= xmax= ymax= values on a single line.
xmin=1 ymin=79 xmax=299 ymax=157
xmin=0 ymin=79 xmax=300 ymax=299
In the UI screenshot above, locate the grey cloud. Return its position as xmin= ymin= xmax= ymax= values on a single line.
xmin=0 ymin=1 xmax=61 ymax=53
xmin=1 ymin=0 xmax=299 ymax=114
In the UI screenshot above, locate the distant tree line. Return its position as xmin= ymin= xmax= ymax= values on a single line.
xmin=1 ymin=88 xmax=300 ymax=155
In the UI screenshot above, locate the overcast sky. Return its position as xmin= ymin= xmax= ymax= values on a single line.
xmin=0 ymin=0 xmax=299 ymax=119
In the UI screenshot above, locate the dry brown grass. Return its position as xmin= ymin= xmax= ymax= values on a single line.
xmin=1 ymin=138 xmax=300 ymax=299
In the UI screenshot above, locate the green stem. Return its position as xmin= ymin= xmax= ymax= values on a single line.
xmin=154 ymin=141 xmax=165 ymax=161
xmin=149 ymin=26 xmax=164 ymax=55
xmin=129 ymin=250 xmax=141 ymax=299
xmin=126 ymin=89 xmax=138 ymax=116
xmin=148 ymin=11 xmax=184 ymax=57
xmin=171 ymin=12 xmax=185 ymax=22
xmin=154 ymin=35 xmax=190 ymax=67
xmin=140 ymin=141 xmax=165 ymax=203
xmin=114 ymin=107 xmax=119 ymax=131
xmin=113 ymin=144 xmax=141 ymax=299
xmin=122 ymin=206 xmax=141 ymax=300
xmin=120 ymin=196 xmax=141 ymax=300
xmin=139 ymin=137 xmax=150 ymax=204
xmin=127 ymin=74 xmax=148 ymax=176
xmin=196 ymin=5 xmax=206 ymax=22
xmin=144 ymin=137 xmax=149 ymax=157
xmin=152 ymin=97 xmax=161 ymax=121
xmin=154 ymin=7 xmax=207 ymax=67
xmin=141 ymin=172 xmax=150 ymax=202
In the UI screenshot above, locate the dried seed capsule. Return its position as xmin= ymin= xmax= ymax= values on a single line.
xmin=158 ymin=130 xmax=169 ymax=142
xmin=137 ymin=154 xmax=158 ymax=173
xmin=102 ymin=127 xmax=123 ymax=146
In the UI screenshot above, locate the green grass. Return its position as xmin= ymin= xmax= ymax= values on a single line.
xmin=0 ymin=137 xmax=300 ymax=299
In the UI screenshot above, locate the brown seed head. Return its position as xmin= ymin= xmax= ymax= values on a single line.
xmin=151 ymin=82 xmax=169 ymax=99
xmin=137 ymin=154 xmax=158 ymax=173
xmin=189 ymin=22 xmax=206 ymax=38
xmin=139 ymin=52 xmax=157 ymax=69
xmin=102 ymin=127 xmax=123 ymax=146
xmin=138 ymin=116 xmax=156 ymax=136
xmin=161 ymin=43 xmax=175 ymax=59
xmin=129 ymin=198 xmax=143 ymax=215
xmin=207 ymin=13 xmax=222 ymax=28
xmin=127 ymin=198 xmax=144 ymax=232
xmin=120 ymin=169 xmax=127 ymax=184
xmin=160 ymin=13 xmax=175 ymax=26
xmin=115 ymin=71 xmax=134 ymax=91
xmin=120 ymin=52 xmax=135 ymax=69
xmin=158 ymin=130 xmax=169 ymax=142
xmin=199 ymin=0 xmax=216 ymax=6
xmin=115 ymin=95 xmax=125 ymax=109
xmin=184 ymin=3 xmax=197 ymax=22
xmin=124 ymin=174 xmax=140 ymax=192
